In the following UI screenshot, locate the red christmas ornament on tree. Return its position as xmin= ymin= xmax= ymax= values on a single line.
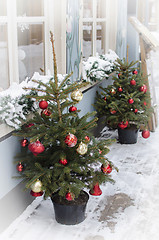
xmin=128 ymin=98 xmax=134 ymax=104
xmin=59 ymin=158 xmax=68 ymax=165
xmin=103 ymin=96 xmax=107 ymax=101
xmin=69 ymin=106 xmax=77 ymax=112
xmin=39 ymin=100 xmax=48 ymax=109
xmin=66 ymin=192 xmax=75 ymax=201
xmin=134 ymin=109 xmax=138 ymax=113
xmin=89 ymin=183 xmax=102 ymax=196
xmin=118 ymin=73 xmax=122 ymax=78
xmin=110 ymin=88 xmax=116 ymax=95
xmin=139 ymin=84 xmax=147 ymax=93
xmin=28 ymin=140 xmax=45 ymax=156
xmin=101 ymin=163 xmax=112 ymax=174
xmin=30 ymin=190 xmax=43 ymax=197
xmin=26 ymin=123 xmax=34 ymax=128
xmin=142 ymin=130 xmax=150 ymax=139
xmin=118 ymin=121 xmax=128 ymax=129
xmin=20 ymin=138 xmax=29 ymax=147
xmin=41 ymin=109 xmax=51 ymax=117
xmin=65 ymin=133 xmax=77 ymax=147
xmin=16 ymin=162 xmax=24 ymax=172
xmin=133 ymin=70 xmax=138 ymax=75
xmin=110 ymin=109 xmax=117 ymax=114
xmin=84 ymin=135 xmax=90 ymax=143
xmin=143 ymin=101 xmax=147 ymax=106
xmin=130 ymin=79 xmax=136 ymax=86
xmin=118 ymin=87 xmax=123 ymax=92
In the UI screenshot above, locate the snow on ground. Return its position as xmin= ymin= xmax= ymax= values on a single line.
xmin=1 ymin=127 xmax=159 ymax=240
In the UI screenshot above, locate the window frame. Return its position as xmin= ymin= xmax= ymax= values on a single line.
xmin=0 ymin=0 xmax=66 ymax=139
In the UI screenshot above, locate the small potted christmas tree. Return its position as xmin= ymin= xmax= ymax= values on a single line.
xmin=95 ymin=57 xmax=152 ymax=144
xmin=14 ymin=32 xmax=117 ymax=225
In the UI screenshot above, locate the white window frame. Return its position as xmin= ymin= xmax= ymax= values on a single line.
xmin=0 ymin=0 xmax=66 ymax=138
xmin=80 ymin=0 xmax=117 ymax=58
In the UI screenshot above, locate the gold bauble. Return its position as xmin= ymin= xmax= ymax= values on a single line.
xmin=71 ymin=89 xmax=83 ymax=102
xmin=31 ymin=180 xmax=42 ymax=193
xmin=76 ymin=142 xmax=88 ymax=155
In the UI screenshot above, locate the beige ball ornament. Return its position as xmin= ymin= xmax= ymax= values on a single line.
xmin=71 ymin=89 xmax=83 ymax=102
xmin=76 ymin=142 xmax=88 ymax=155
xmin=31 ymin=180 xmax=42 ymax=193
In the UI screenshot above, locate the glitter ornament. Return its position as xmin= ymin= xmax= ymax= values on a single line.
xmin=31 ymin=180 xmax=42 ymax=193
xmin=76 ymin=142 xmax=88 ymax=155
xmin=139 ymin=84 xmax=147 ymax=93
xmin=41 ymin=109 xmax=51 ymax=117
xmin=65 ymin=133 xmax=77 ymax=147
xmin=71 ymin=89 xmax=83 ymax=102
xmin=101 ymin=163 xmax=112 ymax=174
xmin=28 ymin=140 xmax=45 ymax=156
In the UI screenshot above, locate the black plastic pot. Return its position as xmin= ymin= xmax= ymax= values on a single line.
xmin=51 ymin=191 xmax=89 ymax=225
xmin=118 ymin=125 xmax=138 ymax=144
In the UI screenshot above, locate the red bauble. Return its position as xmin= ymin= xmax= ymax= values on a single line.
xmin=128 ymin=98 xmax=134 ymax=104
xmin=130 ymin=79 xmax=136 ymax=86
xmin=39 ymin=100 xmax=48 ymax=109
xmin=85 ymin=136 xmax=90 ymax=143
xmin=110 ymin=88 xmax=116 ymax=95
xmin=59 ymin=159 xmax=68 ymax=165
xmin=118 ymin=121 xmax=128 ymax=129
xmin=139 ymin=84 xmax=147 ymax=93
xmin=20 ymin=139 xmax=29 ymax=147
xmin=134 ymin=109 xmax=138 ymax=113
xmin=26 ymin=123 xmax=34 ymax=128
xmin=143 ymin=101 xmax=147 ymax=106
xmin=142 ymin=130 xmax=150 ymax=139
xmin=89 ymin=183 xmax=102 ymax=196
xmin=41 ymin=109 xmax=51 ymax=117
xmin=65 ymin=133 xmax=77 ymax=147
xmin=30 ymin=190 xmax=43 ymax=197
xmin=118 ymin=87 xmax=123 ymax=92
xmin=66 ymin=192 xmax=75 ymax=201
xmin=16 ymin=162 xmax=24 ymax=172
xmin=103 ymin=96 xmax=107 ymax=101
xmin=118 ymin=73 xmax=122 ymax=78
xmin=110 ymin=109 xmax=117 ymax=114
xmin=28 ymin=140 xmax=45 ymax=156
xmin=101 ymin=163 xmax=112 ymax=174
xmin=133 ymin=70 xmax=138 ymax=75
xmin=69 ymin=106 xmax=77 ymax=112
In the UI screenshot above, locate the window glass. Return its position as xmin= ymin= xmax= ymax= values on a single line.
xmin=97 ymin=0 xmax=106 ymax=18
xmin=0 ymin=24 xmax=9 ymax=90
xmin=0 ymin=0 xmax=7 ymax=16
xmin=96 ymin=22 xmax=106 ymax=54
xmin=16 ymin=0 xmax=44 ymax=16
xmin=83 ymin=22 xmax=93 ymax=58
xmin=17 ymin=24 xmax=45 ymax=82
xmin=83 ymin=0 xmax=93 ymax=18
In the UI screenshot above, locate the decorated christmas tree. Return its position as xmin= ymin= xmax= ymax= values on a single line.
xmin=15 ymin=32 xmax=117 ymax=202
xmin=95 ymin=57 xmax=153 ymax=140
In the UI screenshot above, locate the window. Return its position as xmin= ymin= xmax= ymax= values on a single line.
xmin=0 ymin=0 xmax=66 ymax=91
xmin=80 ymin=0 xmax=117 ymax=59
